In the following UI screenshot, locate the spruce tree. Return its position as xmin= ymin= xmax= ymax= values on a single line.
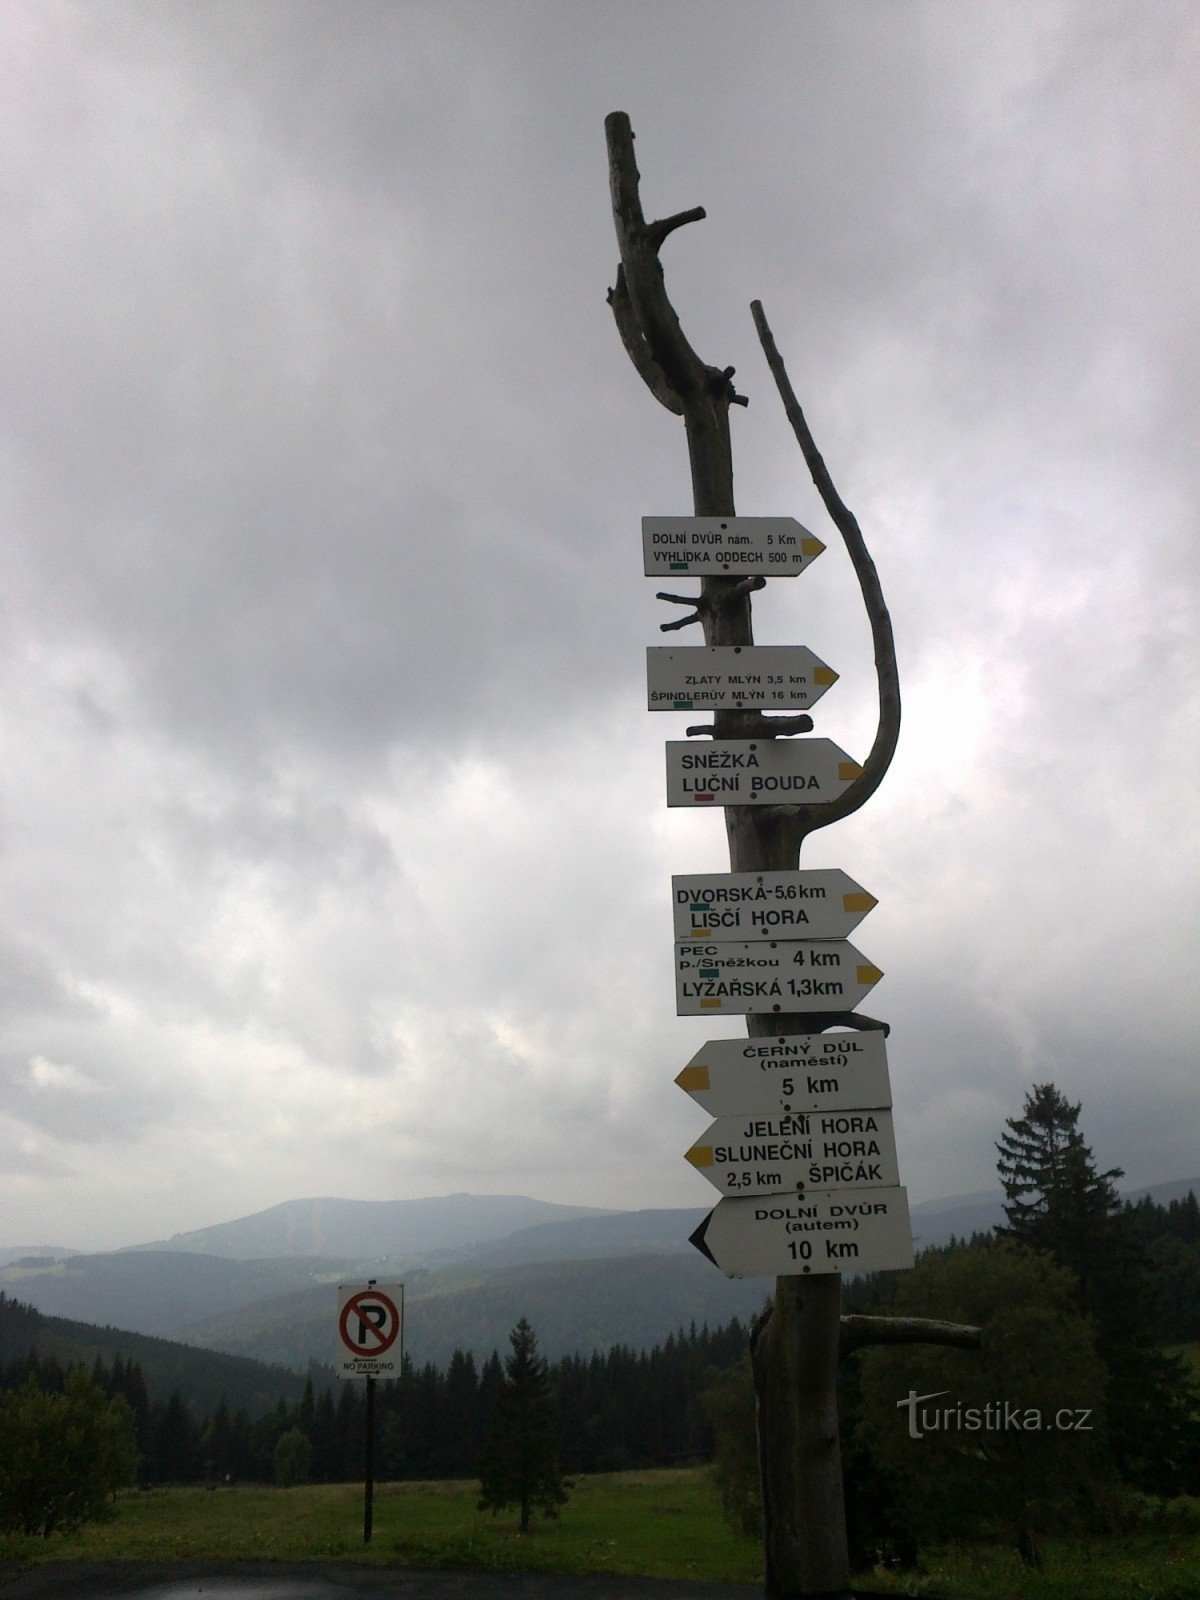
xmin=478 ymin=1319 xmax=570 ymax=1533
xmin=996 ymin=1083 xmax=1199 ymax=1493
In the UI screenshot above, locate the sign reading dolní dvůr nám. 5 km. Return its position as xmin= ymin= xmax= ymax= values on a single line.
xmin=643 ymin=516 xmax=825 ymax=576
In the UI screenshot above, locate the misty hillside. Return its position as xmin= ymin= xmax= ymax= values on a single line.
xmin=183 ymin=1251 xmax=771 ymax=1371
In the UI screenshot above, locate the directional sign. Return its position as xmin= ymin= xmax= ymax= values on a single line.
xmin=675 ymin=1030 xmax=892 ymax=1116
xmin=690 ymin=1187 xmax=914 ymax=1278
xmin=685 ymin=1107 xmax=899 ymax=1198
xmin=672 ymin=869 xmax=876 ymax=943
xmin=676 ymin=939 xmax=882 ymax=1015
xmin=647 ymin=646 xmax=837 ymax=712
xmin=643 ymin=517 xmax=824 ymax=577
xmin=336 ymin=1283 xmax=404 ymax=1380
xmin=666 ymin=739 xmax=861 ymax=807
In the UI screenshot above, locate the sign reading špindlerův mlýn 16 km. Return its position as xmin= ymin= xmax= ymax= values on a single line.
xmin=336 ymin=1283 xmax=404 ymax=1380
xmin=647 ymin=646 xmax=837 ymax=711
xmin=676 ymin=1030 xmax=893 ymax=1117
xmin=685 ymin=1107 xmax=900 ymax=1197
xmin=676 ymin=939 xmax=883 ymax=1015
xmin=643 ymin=516 xmax=825 ymax=576
xmin=666 ymin=740 xmax=862 ymax=806
xmin=672 ymin=869 xmax=876 ymax=942
xmin=690 ymin=1187 xmax=914 ymax=1278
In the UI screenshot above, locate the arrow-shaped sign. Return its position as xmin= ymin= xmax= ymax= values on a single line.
xmin=672 ymin=869 xmax=876 ymax=943
xmin=647 ymin=646 xmax=837 ymax=712
xmin=675 ymin=939 xmax=882 ymax=1015
xmin=690 ymin=1188 xmax=914 ymax=1278
xmin=666 ymin=739 xmax=862 ymax=807
xmin=676 ymin=1030 xmax=891 ymax=1116
xmin=643 ymin=516 xmax=824 ymax=577
xmin=685 ymin=1107 xmax=899 ymax=1198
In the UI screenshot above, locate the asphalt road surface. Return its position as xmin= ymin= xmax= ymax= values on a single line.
xmin=0 ymin=1563 xmax=763 ymax=1600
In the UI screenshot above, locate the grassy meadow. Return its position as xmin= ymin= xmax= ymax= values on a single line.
xmin=0 ymin=1469 xmax=1197 ymax=1599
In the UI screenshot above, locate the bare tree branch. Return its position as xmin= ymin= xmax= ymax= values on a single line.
xmin=607 ymin=270 xmax=684 ymax=415
xmin=751 ymin=299 xmax=901 ymax=836
xmin=840 ymin=1315 xmax=982 ymax=1355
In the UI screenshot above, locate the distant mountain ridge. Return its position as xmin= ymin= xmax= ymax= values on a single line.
xmin=130 ymin=1193 xmax=616 ymax=1261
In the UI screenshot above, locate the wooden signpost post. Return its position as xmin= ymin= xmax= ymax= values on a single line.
xmin=605 ymin=111 xmax=975 ymax=1599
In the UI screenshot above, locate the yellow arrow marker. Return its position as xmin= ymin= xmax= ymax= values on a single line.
xmin=801 ymin=536 xmax=826 ymax=558
xmin=701 ymin=998 xmax=723 ymax=1009
xmin=857 ymin=963 xmax=884 ymax=986
xmin=838 ymin=761 xmax=864 ymax=781
xmin=676 ymin=1064 xmax=710 ymax=1092
xmin=686 ymin=1145 xmax=715 ymax=1169
xmin=813 ymin=665 xmax=839 ymax=686
xmin=842 ymin=891 xmax=878 ymax=914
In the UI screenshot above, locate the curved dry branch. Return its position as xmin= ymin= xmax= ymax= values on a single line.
xmin=840 ymin=1315 xmax=982 ymax=1355
xmin=751 ymin=300 xmax=901 ymax=834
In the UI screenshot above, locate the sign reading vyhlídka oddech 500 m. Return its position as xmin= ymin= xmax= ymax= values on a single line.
xmin=676 ymin=939 xmax=882 ymax=1015
xmin=685 ymin=1107 xmax=900 ymax=1196
xmin=672 ymin=869 xmax=876 ymax=942
xmin=690 ymin=1187 xmax=914 ymax=1278
xmin=647 ymin=646 xmax=837 ymax=711
xmin=675 ymin=1030 xmax=892 ymax=1117
xmin=666 ymin=740 xmax=861 ymax=806
xmin=643 ymin=516 xmax=825 ymax=576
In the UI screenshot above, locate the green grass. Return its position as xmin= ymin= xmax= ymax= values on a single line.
xmin=1 ymin=1472 xmax=1198 ymax=1598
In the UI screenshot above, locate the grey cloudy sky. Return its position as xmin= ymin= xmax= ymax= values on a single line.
xmin=2 ymin=1 xmax=1196 ymax=1251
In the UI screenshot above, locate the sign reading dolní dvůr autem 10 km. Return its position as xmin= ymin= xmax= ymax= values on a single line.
xmin=643 ymin=517 xmax=825 ymax=576
xmin=691 ymin=1187 xmax=914 ymax=1277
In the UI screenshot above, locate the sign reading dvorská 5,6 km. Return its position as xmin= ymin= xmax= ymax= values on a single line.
xmin=672 ymin=869 xmax=876 ymax=942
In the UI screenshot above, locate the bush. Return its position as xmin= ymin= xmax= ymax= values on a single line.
xmin=0 ymin=1368 xmax=138 ymax=1536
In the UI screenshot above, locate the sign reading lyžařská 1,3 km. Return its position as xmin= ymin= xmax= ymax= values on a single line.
xmin=336 ymin=1283 xmax=404 ymax=1380
xmin=691 ymin=1187 xmax=914 ymax=1278
xmin=666 ymin=739 xmax=861 ymax=806
xmin=672 ymin=869 xmax=876 ymax=942
xmin=647 ymin=646 xmax=837 ymax=711
xmin=643 ymin=516 xmax=825 ymax=576
xmin=675 ymin=1029 xmax=892 ymax=1117
xmin=676 ymin=939 xmax=882 ymax=1015
xmin=685 ymin=1106 xmax=900 ymax=1197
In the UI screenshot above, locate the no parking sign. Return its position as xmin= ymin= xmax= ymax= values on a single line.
xmin=335 ymin=1282 xmax=404 ymax=1379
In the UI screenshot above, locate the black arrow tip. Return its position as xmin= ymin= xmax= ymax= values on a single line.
xmin=689 ymin=1211 xmax=717 ymax=1267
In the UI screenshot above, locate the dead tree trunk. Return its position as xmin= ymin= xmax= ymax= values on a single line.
xmin=605 ymin=113 xmax=947 ymax=1598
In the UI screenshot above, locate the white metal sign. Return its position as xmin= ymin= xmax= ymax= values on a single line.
xmin=690 ymin=1187 xmax=914 ymax=1278
xmin=336 ymin=1283 xmax=404 ymax=1380
xmin=675 ymin=1030 xmax=892 ymax=1116
xmin=672 ymin=869 xmax=876 ymax=943
xmin=647 ymin=646 xmax=837 ymax=712
xmin=643 ymin=516 xmax=825 ymax=576
xmin=666 ymin=740 xmax=861 ymax=807
xmin=676 ymin=939 xmax=882 ymax=1015
xmin=685 ymin=1107 xmax=899 ymax=1197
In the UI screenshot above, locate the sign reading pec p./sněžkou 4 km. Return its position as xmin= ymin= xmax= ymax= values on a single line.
xmin=676 ymin=939 xmax=882 ymax=1014
xmin=643 ymin=516 xmax=825 ymax=576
